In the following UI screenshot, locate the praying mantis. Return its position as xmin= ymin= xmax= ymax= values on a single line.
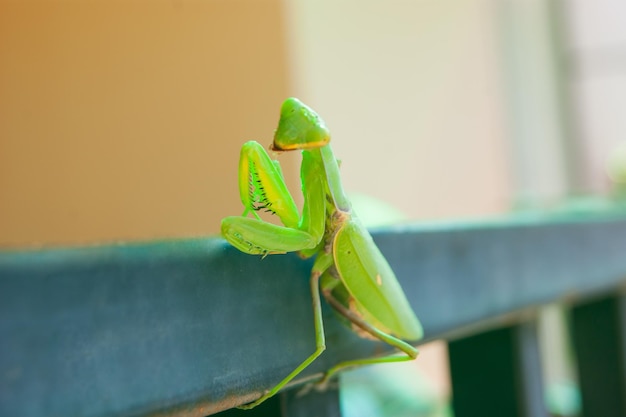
xmin=221 ymin=98 xmax=423 ymax=409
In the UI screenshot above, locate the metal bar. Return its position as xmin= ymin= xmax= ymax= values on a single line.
xmin=571 ymin=295 xmax=626 ymax=417
xmin=281 ymin=384 xmax=341 ymax=417
xmin=516 ymin=321 xmax=549 ymax=417
xmin=449 ymin=326 xmax=518 ymax=416
xmin=1 ymin=211 xmax=626 ymax=416
xmin=448 ymin=321 xmax=547 ymax=417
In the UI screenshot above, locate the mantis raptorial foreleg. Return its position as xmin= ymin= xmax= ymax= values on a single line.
xmin=236 ymin=141 xmax=299 ymax=227
xmin=221 ymin=217 xmax=316 ymax=255
xmin=221 ymin=144 xmax=326 ymax=256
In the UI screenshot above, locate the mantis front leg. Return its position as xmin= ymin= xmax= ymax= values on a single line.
xmin=236 ymin=141 xmax=299 ymax=226
xmin=221 ymin=143 xmax=326 ymax=255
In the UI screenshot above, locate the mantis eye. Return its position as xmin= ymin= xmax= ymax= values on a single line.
xmin=272 ymin=97 xmax=330 ymax=151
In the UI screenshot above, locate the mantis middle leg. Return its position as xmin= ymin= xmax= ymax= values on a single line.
xmin=238 ymin=252 xmax=334 ymax=409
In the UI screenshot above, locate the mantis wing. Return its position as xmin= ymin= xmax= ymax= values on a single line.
xmin=333 ymin=219 xmax=423 ymax=341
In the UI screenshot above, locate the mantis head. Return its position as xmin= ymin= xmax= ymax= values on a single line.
xmin=272 ymin=97 xmax=331 ymax=151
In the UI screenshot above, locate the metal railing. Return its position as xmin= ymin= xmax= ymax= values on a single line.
xmin=2 ymin=209 xmax=626 ymax=417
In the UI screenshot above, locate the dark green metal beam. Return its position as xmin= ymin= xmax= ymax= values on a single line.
xmin=572 ymin=295 xmax=626 ymax=417
xmin=2 ymin=210 xmax=626 ymax=416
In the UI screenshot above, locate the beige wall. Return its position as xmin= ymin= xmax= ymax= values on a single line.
xmin=283 ymin=0 xmax=511 ymax=221
xmin=0 ymin=0 xmax=512 ymax=250
xmin=0 ymin=0 xmax=293 ymax=248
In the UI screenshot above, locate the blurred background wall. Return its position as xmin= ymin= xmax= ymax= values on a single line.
xmin=1 ymin=0 xmax=623 ymax=244
xmin=0 ymin=0 xmax=294 ymax=247
xmin=0 ymin=0 xmax=514 ymax=248
xmin=282 ymin=0 xmax=511 ymax=220
xmin=567 ymin=0 xmax=626 ymax=194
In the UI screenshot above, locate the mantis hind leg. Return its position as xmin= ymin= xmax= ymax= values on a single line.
xmin=318 ymin=289 xmax=419 ymax=386
xmin=319 ymin=347 xmax=418 ymax=389
xmin=237 ymin=252 xmax=334 ymax=409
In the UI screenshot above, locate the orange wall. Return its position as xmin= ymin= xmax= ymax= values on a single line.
xmin=0 ymin=0 xmax=293 ymax=247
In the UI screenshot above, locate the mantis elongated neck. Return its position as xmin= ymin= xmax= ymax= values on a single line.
xmin=317 ymin=145 xmax=351 ymax=213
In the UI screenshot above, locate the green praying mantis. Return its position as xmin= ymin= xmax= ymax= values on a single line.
xmin=221 ymin=98 xmax=423 ymax=409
